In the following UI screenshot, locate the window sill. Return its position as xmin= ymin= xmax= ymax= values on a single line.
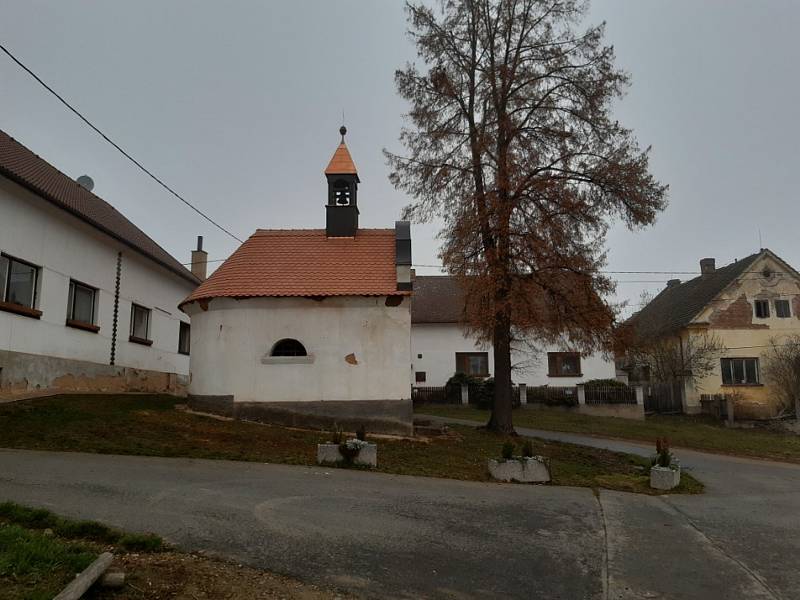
xmin=178 ymin=350 xmax=190 ymax=356
xmin=0 ymin=301 xmax=42 ymax=319
xmin=129 ymin=335 xmax=153 ymax=347
xmin=721 ymin=383 xmax=763 ymax=388
xmin=66 ymin=319 xmax=100 ymax=333
xmin=548 ymin=373 xmax=584 ymax=378
xmin=261 ymin=354 xmax=315 ymax=365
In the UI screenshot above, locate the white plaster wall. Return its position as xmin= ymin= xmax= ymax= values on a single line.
xmin=411 ymin=322 xmax=615 ymax=386
xmin=184 ymin=296 xmax=411 ymax=402
xmin=0 ymin=177 xmax=194 ymax=374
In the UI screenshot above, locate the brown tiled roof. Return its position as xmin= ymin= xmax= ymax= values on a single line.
xmin=626 ymin=252 xmax=763 ymax=336
xmin=181 ymin=229 xmax=406 ymax=306
xmin=0 ymin=129 xmax=198 ymax=285
xmin=411 ymin=276 xmax=466 ymax=323
xmin=324 ymin=142 xmax=358 ymax=175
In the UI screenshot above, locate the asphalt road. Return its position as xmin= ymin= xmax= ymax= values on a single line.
xmin=0 ymin=428 xmax=798 ymax=599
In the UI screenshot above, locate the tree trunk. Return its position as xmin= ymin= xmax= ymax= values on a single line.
xmin=486 ymin=312 xmax=515 ymax=434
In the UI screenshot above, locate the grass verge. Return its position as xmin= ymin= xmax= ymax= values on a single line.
xmin=0 ymin=395 xmax=701 ymax=494
xmin=415 ymin=404 xmax=800 ymax=463
xmin=0 ymin=501 xmax=163 ymax=600
xmin=0 ymin=502 xmax=342 ymax=600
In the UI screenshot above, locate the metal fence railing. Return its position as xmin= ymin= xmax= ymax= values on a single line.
xmin=412 ymin=385 xmax=470 ymax=405
xmin=526 ymin=385 xmax=579 ymax=407
xmin=583 ymin=385 xmax=637 ymax=405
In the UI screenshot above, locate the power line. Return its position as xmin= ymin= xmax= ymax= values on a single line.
xmin=0 ymin=42 xmax=244 ymax=244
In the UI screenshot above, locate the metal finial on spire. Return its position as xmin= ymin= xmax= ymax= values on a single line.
xmin=339 ymin=125 xmax=347 ymax=143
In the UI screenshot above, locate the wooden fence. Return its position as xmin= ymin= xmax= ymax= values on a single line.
xmin=643 ymin=380 xmax=684 ymax=414
xmin=700 ymin=394 xmax=729 ymax=419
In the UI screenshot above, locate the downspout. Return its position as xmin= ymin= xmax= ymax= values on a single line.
xmin=110 ymin=252 xmax=122 ymax=366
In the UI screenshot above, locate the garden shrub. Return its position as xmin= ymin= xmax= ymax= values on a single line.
xmin=501 ymin=441 xmax=515 ymax=460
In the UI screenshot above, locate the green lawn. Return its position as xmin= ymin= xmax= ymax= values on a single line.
xmin=415 ymin=404 xmax=800 ymax=463
xmin=0 ymin=395 xmax=701 ymax=495
xmin=0 ymin=502 xmax=163 ymax=600
xmin=0 ymin=501 xmax=342 ymax=600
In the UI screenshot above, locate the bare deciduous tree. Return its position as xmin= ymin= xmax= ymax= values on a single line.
xmin=387 ymin=0 xmax=668 ymax=432
xmin=763 ymin=336 xmax=800 ymax=418
xmin=622 ymin=331 xmax=725 ymax=384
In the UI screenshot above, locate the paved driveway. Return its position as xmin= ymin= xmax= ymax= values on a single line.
xmin=0 ymin=430 xmax=798 ymax=599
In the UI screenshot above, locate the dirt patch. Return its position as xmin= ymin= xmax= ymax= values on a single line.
xmin=89 ymin=552 xmax=349 ymax=600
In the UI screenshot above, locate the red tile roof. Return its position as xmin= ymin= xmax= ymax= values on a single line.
xmin=181 ymin=229 xmax=406 ymax=306
xmin=324 ymin=142 xmax=358 ymax=175
xmin=0 ymin=129 xmax=198 ymax=285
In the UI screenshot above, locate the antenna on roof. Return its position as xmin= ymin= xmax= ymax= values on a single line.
xmin=76 ymin=175 xmax=94 ymax=192
xmin=758 ymin=227 xmax=763 ymax=250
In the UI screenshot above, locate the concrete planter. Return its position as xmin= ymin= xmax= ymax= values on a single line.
xmin=316 ymin=442 xmax=377 ymax=467
xmin=488 ymin=456 xmax=551 ymax=483
xmin=649 ymin=465 xmax=681 ymax=490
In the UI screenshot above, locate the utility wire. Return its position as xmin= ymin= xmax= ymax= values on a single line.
xmin=0 ymin=42 xmax=244 ymax=244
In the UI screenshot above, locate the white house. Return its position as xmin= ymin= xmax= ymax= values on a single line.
xmin=410 ymin=276 xmax=616 ymax=387
xmin=180 ymin=128 xmax=414 ymax=435
xmin=0 ymin=129 xmax=201 ymax=400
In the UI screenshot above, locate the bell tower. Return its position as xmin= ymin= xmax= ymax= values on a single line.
xmin=325 ymin=126 xmax=360 ymax=237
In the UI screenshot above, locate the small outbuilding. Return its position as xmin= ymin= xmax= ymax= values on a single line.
xmin=180 ymin=129 xmax=413 ymax=435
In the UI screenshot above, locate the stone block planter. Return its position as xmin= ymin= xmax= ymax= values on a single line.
xmin=649 ymin=465 xmax=681 ymax=490
xmin=488 ymin=456 xmax=551 ymax=483
xmin=317 ymin=442 xmax=377 ymax=467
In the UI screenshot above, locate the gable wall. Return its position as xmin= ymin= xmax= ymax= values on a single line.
xmin=411 ymin=322 xmax=616 ymax=387
xmin=684 ymin=254 xmax=800 ymax=416
xmin=184 ymin=295 xmax=411 ymax=403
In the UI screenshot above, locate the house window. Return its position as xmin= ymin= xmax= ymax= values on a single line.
xmin=0 ymin=254 xmax=39 ymax=309
xmin=721 ymin=358 xmax=760 ymax=385
xmin=271 ymin=338 xmax=307 ymax=357
xmin=415 ymin=371 xmax=426 ymax=383
xmin=178 ymin=321 xmax=190 ymax=355
xmin=455 ymin=352 xmax=489 ymax=377
xmin=754 ymin=299 xmax=770 ymax=319
xmin=67 ymin=280 xmax=97 ymax=324
xmin=548 ymin=352 xmax=582 ymax=377
xmin=775 ymin=299 xmax=791 ymax=318
xmin=130 ymin=304 xmax=151 ymax=344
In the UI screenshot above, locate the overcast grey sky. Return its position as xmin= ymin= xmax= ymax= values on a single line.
xmin=2 ymin=1 xmax=798 ymax=315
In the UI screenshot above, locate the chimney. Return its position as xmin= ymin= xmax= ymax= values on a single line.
xmin=191 ymin=236 xmax=208 ymax=281
xmin=395 ymin=221 xmax=412 ymax=291
xmin=700 ymin=258 xmax=716 ymax=275
xmin=667 ymin=279 xmax=681 ymax=288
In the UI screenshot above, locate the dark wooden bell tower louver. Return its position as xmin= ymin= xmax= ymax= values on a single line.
xmin=325 ymin=126 xmax=360 ymax=237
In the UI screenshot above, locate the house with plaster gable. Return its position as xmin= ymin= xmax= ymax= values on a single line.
xmin=623 ymin=250 xmax=800 ymax=418
xmin=0 ymin=129 xmax=202 ymax=400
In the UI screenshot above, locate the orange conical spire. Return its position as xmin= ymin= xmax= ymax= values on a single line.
xmin=324 ymin=126 xmax=358 ymax=175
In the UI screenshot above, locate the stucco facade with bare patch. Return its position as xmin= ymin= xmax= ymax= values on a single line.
xmin=0 ymin=131 xmax=198 ymax=400
xmin=628 ymin=250 xmax=800 ymax=418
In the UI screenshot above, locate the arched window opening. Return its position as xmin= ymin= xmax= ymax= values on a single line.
xmin=333 ymin=179 xmax=351 ymax=206
xmin=271 ymin=338 xmax=308 ymax=357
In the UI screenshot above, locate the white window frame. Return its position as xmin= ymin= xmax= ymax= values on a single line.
xmin=130 ymin=303 xmax=151 ymax=342
xmin=67 ymin=279 xmax=97 ymax=324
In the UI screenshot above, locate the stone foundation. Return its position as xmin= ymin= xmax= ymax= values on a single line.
xmin=0 ymin=349 xmax=187 ymax=401
xmin=188 ymin=395 xmax=414 ymax=436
